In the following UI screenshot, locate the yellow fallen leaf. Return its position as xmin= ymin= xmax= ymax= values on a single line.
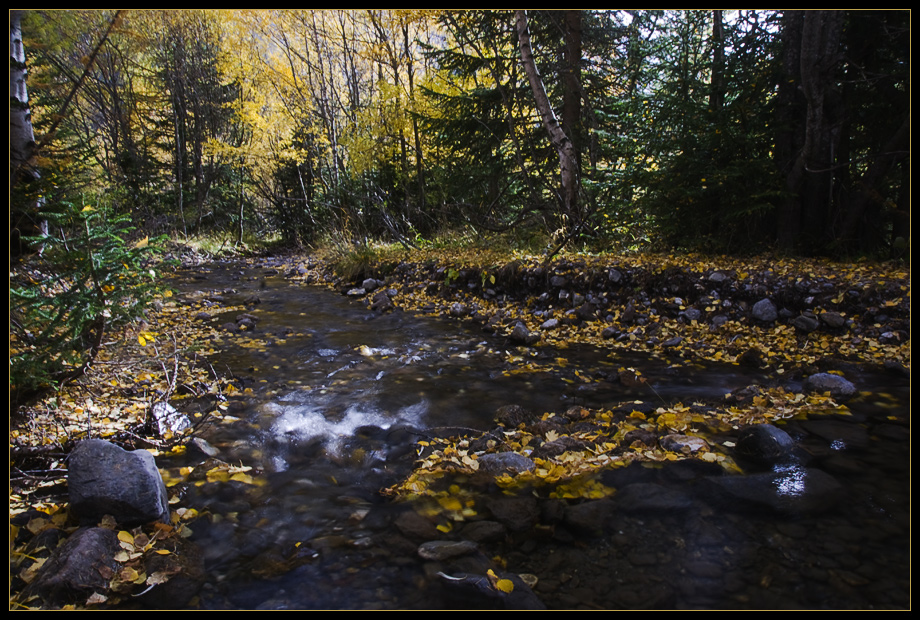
xmin=487 ymin=569 xmax=515 ymax=593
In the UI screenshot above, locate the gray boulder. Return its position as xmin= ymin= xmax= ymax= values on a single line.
xmin=804 ymin=372 xmax=858 ymax=400
xmin=69 ymin=439 xmax=170 ymax=527
xmin=734 ymin=424 xmax=796 ymax=468
xmin=752 ymin=298 xmax=778 ymax=322
xmin=22 ymin=527 xmax=121 ymax=607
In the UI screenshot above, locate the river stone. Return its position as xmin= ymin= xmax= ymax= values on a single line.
xmin=449 ymin=302 xmax=469 ymax=317
xmin=438 ymin=570 xmax=546 ymax=610
xmin=704 ymin=466 xmax=845 ymax=516
xmin=793 ymin=315 xmax=820 ymax=332
xmin=22 ymin=526 xmax=121 ymax=607
xmin=483 ymin=495 xmax=539 ymax=531
xmin=734 ymin=424 xmax=796 ymax=468
xmin=494 ymin=404 xmax=536 ymax=428
xmin=136 ymin=537 xmax=206 ymax=609
xmin=69 ymin=439 xmax=170 ymax=527
xmin=418 ymin=540 xmax=479 ymax=561
xmin=150 ymin=401 xmax=191 ymax=437
xmin=361 ymin=278 xmax=379 ymax=292
xmin=613 ymin=482 xmax=695 ymax=513
xmin=803 ymin=372 xmax=857 ymax=400
xmin=752 ymin=298 xmax=778 ymax=322
xmin=460 ymin=520 xmax=506 ymax=543
xmin=393 ymin=509 xmax=441 ymax=541
xmin=563 ymin=497 xmax=616 ymax=533
xmin=800 ymin=419 xmax=870 ymax=450
xmin=509 ymin=322 xmax=540 ymax=345
xmin=820 ymin=311 xmax=846 ymax=328
xmin=476 ymin=452 xmax=536 ymax=475
xmin=530 ymin=436 xmax=584 ymax=460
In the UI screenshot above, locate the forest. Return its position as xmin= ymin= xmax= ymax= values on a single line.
xmin=11 ymin=10 xmax=909 ymax=255
xmin=8 ymin=10 xmax=911 ymax=611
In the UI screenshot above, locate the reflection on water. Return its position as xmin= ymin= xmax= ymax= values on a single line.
xmin=771 ymin=464 xmax=806 ymax=497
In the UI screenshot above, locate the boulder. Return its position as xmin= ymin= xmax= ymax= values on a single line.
xmin=752 ymin=298 xmax=778 ymax=322
xmin=804 ymin=372 xmax=858 ymax=400
xmin=705 ymin=466 xmax=845 ymax=516
xmin=21 ymin=527 xmax=120 ymax=607
xmin=734 ymin=424 xmax=796 ymax=468
xmin=476 ymin=452 xmax=536 ymax=475
xmin=69 ymin=439 xmax=170 ymax=527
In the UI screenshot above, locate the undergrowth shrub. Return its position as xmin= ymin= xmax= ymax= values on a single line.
xmin=10 ymin=202 xmax=169 ymax=405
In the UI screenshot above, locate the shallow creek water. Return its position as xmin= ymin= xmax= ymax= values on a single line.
xmin=165 ymin=260 xmax=909 ymax=610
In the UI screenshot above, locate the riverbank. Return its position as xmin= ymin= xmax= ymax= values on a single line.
xmin=299 ymin=244 xmax=910 ymax=374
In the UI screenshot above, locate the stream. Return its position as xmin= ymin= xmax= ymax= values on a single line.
xmin=165 ymin=259 xmax=910 ymax=609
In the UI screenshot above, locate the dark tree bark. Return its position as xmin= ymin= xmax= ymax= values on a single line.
xmin=776 ymin=10 xmax=844 ymax=253
xmin=515 ymin=10 xmax=580 ymax=231
xmin=709 ymin=10 xmax=725 ymax=113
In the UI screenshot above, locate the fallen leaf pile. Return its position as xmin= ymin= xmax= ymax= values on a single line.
xmin=382 ymin=386 xmax=855 ymax=516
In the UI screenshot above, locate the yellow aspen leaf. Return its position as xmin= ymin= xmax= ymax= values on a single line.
xmin=438 ymin=496 xmax=463 ymax=512
xmin=487 ymin=569 xmax=515 ymax=593
xmin=117 ymin=530 xmax=136 ymax=545
xmin=230 ymin=472 xmax=254 ymax=484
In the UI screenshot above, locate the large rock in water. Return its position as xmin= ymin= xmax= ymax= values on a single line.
xmin=734 ymin=424 xmax=796 ymax=469
xmin=69 ymin=439 xmax=170 ymax=527
xmin=704 ymin=466 xmax=845 ymax=516
xmin=21 ymin=527 xmax=121 ymax=607
xmin=803 ymin=372 xmax=858 ymax=400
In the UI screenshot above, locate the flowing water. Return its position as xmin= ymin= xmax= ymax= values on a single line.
xmin=165 ymin=260 xmax=910 ymax=610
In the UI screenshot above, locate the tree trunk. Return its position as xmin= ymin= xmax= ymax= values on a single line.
xmin=709 ymin=10 xmax=725 ymax=113
xmin=10 ymin=10 xmax=46 ymax=255
xmin=515 ymin=10 xmax=580 ymax=230
xmin=10 ymin=10 xmax=37 ymax=184
xmin=777 ymin=10 xmax=844 ymax=253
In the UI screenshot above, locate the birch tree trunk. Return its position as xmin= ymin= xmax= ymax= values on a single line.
xmin=10 ymin=10 xmax=46 ymax=254
xmin=10 ymin=10 xmax=38 ymax=187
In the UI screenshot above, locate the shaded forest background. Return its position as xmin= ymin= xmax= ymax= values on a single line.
xmin=10 ymin=9 xmax=910 ymax=258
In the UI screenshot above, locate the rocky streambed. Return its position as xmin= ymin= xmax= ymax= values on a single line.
xmin=11 ymin=250 xmax=910 ymax=609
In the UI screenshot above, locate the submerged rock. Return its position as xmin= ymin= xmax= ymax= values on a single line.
xmin=438 ymin=569 xmax=546 ymax=610
xmin=705 ymin=466 xmax=845 ymax=516
xmin=418 ymin=540 xmax=479 ymax=561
